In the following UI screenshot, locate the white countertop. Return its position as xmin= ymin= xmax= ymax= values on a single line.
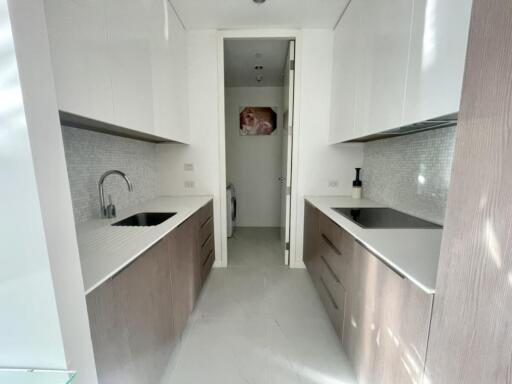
xmin=77 ymin=195 xmax=213 ymax=295
xmin=305 ymin=196 xmax=443 ymax=294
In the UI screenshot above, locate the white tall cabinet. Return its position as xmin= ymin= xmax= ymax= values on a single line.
xmin=329 ymin=0 xmax=473 ymax=143
xmin=44 ymin=0 xmax=190 ymax=143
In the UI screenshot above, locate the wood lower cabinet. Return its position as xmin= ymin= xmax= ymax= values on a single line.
xmin=86 ymin=200 xmax=214 ymax=384
xmin=304 ymin=202 xmax=434 ymax=384
xmin=198 ymin=201 xmax=215 ymax=284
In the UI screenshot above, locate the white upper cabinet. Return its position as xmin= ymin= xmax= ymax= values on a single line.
xmin=329 ymin=0 xmax=472 ymax=143
xmin=329 ymin=0 xmax=362 ymax=143
xmin=44 ymin=0 xmax=190 ymax=142
xmin=104 ymin=0 xmax=154 ymax=133
xmin=151 ymin=0 xmax=190 ymax=143
xmin=44 ymin=0 xmax=114 ymax=124
xmin=403 ymin=0 xmax=472 ymax=125
xmin=359 ymin=0 xmax=413 ymax=136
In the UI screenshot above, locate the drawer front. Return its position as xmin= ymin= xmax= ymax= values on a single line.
xmin=317 ymin=269 xmax=345 ymax=337
xmin=198 ymin=201 xmax=213 ymax=230
xmin=199 ymin=216 xmax=214 ymax=246
xmin=200 ymin=234 xmax=214 ymax=263
xmin=201 ymin=248 xmax=215 ymax=282
xmin=317 ymin=226 xmax=350 ymax=285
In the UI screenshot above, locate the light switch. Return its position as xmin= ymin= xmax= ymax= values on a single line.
xmin=184 ymin=163 xmax=194 ymax=171
xmin=328 ymin=180 xmax=339 ymax=188
xmin=184 ymin=180 xmax=195 ymax=188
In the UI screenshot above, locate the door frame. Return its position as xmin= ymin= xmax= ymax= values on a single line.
xmin=217 ymin=29 xmax=303 ymax=268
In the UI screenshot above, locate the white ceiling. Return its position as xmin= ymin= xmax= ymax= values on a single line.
xmin=224 ymin=39 xmax=289 ymax=87
xmin=170 ymin=0 xmax=350 ymax=30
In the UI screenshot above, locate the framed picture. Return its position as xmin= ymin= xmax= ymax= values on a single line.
xmin=239 ymin=106 xmax=277 ymax=136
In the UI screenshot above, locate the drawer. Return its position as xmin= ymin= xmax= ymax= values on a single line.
xmin=201 ymin=248 xmax=215 ymax=282
xmin=198 ymin=201 xmax=213 ymax=230
xmin=200 ymin=234 xmax=214 ymax=263
xmin=318 ymin=230 xmax=350 ymax=285
xmin=318 ymin=213 xmax=344 ymax=256
xmin=199 ymin=215 xmax=214 ymax=246
xmin=317 ymin=270 xmax=345 ymax=337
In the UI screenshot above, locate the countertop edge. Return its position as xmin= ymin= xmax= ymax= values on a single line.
xmin=304 ymin=196 xmax=438 ymax=295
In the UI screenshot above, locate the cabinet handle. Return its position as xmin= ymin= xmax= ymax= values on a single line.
xmin=201 ymin=233 xmax=213 ymax=248
xmin=355 ymin=239 xmax=405 ymax=279
xmin=320 ymin=276 xmax=339 ymax=310
xmin=201 ymin=215 xmax=213 ymax=229
xmin=321 ymin=233 xmax=342 ymax=256
xmin=320 ymin=255 xmax=341 ymax=284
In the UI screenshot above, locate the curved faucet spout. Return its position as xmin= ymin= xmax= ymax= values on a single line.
xmin=98 ymin=170 xmax=133 ymax=218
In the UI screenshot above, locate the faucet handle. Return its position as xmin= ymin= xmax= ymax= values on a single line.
xmin=106 ymin=194 xmax=116 ymax=219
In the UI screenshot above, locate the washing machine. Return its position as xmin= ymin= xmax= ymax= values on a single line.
xmin=226 ymin=184 xmax=236 ymax=237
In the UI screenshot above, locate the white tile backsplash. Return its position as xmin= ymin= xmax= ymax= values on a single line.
xmin=62 ymin=126 xmax=158 ymax=224
xmin=362 ymin=127 xmax=456 ymax=224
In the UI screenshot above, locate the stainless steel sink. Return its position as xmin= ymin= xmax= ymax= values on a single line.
xmin=112 ymin=212 xmax=176 ymax=227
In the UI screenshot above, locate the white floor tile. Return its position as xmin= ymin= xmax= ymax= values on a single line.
xmin=166 ymin=227 xmax=357 ymax=384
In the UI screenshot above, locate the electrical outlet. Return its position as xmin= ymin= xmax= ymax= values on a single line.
xmin=184 ymin=163 xmax=194 ymax=171
xmin=184 ymin=180 xmax=195 ymax=188
xmin=328 ymin=180 xmax=339 ymax=188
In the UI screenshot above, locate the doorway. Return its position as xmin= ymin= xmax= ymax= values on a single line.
xmin=218 ymin=33 xmax=298 ymax=267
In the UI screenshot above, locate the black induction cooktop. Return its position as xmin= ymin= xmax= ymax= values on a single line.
xmin=332 ymin=207 xmax=442 ymax=229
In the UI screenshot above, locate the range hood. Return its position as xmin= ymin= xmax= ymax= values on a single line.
xmin=347 ymin=112 xmax=458 ymax=142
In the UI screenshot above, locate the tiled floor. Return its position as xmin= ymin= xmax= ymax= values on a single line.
xmin=165 ymin=227 xmax=357 ymax=384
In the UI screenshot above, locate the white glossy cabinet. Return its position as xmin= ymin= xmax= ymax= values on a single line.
xmin=151 ymin=1 xmax=190 ymax=142
xmin=358 ymin=0 xmax=413 ymax=136
xmin=44 ymin=0 xmax=189 ymax=142
xmin=403 ymin=0 xmax=472 ymax=125
xmin=329 ymin=0 xmax=472 ymax=143
xmin=44 ymin=0 xmax=114 ymax=124
xmin=329 ymin=0 xmax=361 ymax=143
xmin=105 ymin=0 xmax=154 ymax=133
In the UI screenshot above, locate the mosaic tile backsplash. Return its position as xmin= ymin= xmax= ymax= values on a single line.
xmin=62 ymin=126 xmax=158 ymax=224
xmin=362 ymin=127 xmax=456 ymax=225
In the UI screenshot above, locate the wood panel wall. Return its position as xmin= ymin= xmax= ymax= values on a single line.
xmin=424 ymin=1 xmax=512 ymax=383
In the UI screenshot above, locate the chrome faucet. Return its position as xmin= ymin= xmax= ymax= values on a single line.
xmin=98 ymin=170 xmax=133 ymax=219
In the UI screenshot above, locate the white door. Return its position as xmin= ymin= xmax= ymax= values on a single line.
xmin=280 ymin=40 xmax=295 ymax=265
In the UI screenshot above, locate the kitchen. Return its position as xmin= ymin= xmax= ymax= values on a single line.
xmin=1 ymin=0 xmax=511 ymax=383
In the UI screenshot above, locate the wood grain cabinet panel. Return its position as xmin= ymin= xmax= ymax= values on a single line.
xmin=86 ymin=200 xmax=214 ymax=384
xmin=304 ymin=204 xmax=434 ymax=384
xmin=169 ymin=216 xmax=197 ymax=337
xmin=343 ymin=241 xmax=433 ymax=384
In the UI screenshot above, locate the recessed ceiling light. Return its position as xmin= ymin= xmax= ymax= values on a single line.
xmin=254 ymin=65 xmax=264 ymax=71
xmin=253 ymin=0 xmax=266 ymax=4
xmin=256 ymin=75 xmax=263 ymax=82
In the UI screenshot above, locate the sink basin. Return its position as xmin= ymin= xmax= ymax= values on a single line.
xmin=112 ymin=212 xmax=176 ymax=227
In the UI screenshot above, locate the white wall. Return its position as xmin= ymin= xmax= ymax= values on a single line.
xmin=156 ymin=29 xmax=364 ymax=267
xmin=0 ymin=0 xmax=66 ymax=369
xmin=291 ymin=29 xmax=364 ymax=267
xmin=225 ymin=87 xmax=283 ymax=227
xmin=156 ymin=30 xmax=224 ymax=265
xmin=7 ymin=0 xmax=98 ymax=381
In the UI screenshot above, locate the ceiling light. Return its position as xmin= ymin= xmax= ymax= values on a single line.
xmin=256 ymin=75 xmax=263 ymax=82
xmin=254 ymin=65 xmax=263 ymax=71
xmin=253 ymin=0 xmax=266 ymax=3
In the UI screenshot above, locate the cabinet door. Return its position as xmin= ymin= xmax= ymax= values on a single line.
xmin=343 ymin=240 xmax=433 ymax=384
xmin=403 ymin=0 xmax=472 ymax=125
xmin=329 ymin=0 xmax=362 ymax=144
xmin=44 ymin=0 xmax=113 ymax=123
xmin=357 ymin=0 xmax=413 ymax=136
xmin=151 ymin=1 xmax=190 ymax=142
xmin=112 ymin=238 xmax=176 ymax=384
xmin=104 ymin=0 xmax=154 ymax=133
xmin=86 ymin=278 xmax=137 ymax=384
xmin=169 ymin=217 xmax=197 ymax=337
